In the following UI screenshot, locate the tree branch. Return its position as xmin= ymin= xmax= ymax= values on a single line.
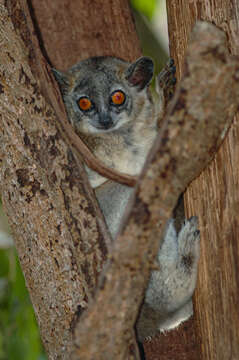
xmin=1 ymin=0 xmax=143 ymax=358
xmin=72 ymin=22 xmax=239 ymax=360
xmin=15 ymin=0 xmax=137 ymax=187
xmin=56 ymin=125 xmax=138 ymax=187
xmin=0 ymin=2 xmax=111 ymax=358
xmin=167 ymin=1 xmax=239 ymax=358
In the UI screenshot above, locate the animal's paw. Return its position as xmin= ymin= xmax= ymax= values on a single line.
xmin=157 ymin=58 xmax=177 ymax=101
xmin=136 ymin=217 xmax=200 ymax=340
xmin=144 ymin=217 xmax=200 ymax=325
xmin=177 ymin=216 xmax=200 ymax=275
xmin=157 ymin=217 xmax=200 ymax=275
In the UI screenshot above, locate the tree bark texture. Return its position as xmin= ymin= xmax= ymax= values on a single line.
xmin=0 ymin=0 xmax=141 ymax=358
xmin=167 ymin=1 xmax=239 ymax=359
xmin=72 ymin=23 xmax=239 ymax=359
xmin=29 ymin=0 xmax=142 ymax=70
xmin=0 ymin=1 xmax=111 ymax=358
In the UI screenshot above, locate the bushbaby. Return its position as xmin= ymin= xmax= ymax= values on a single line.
xmin=53 ymin=56 xmax=200 ymax=342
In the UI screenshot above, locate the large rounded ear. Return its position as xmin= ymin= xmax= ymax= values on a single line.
xmin=52 ymin=68 xmax=70 ymax=94
xmin=125 ymin=57 xmax=154 ymax=91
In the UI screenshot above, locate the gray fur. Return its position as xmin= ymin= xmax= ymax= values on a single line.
xmin=136 ymin=217 xmax=200 ymax=341
xmin=54 ymin=56 xmax=200 ymax=342
xmin=53 ymin=56 xmax=158 ymax=187
xmin=95 ymin=181 xmax=133 ymax=239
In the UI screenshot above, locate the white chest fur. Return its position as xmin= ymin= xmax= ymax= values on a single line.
xmin=86 ymin=126 xmax=156 ymax=188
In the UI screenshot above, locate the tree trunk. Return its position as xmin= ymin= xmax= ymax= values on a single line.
xmin=167 ymin=1 xmax=239 ymax=359
xmin=29 ymin=0 xmax=141 ymax=69
xmin=0 ymin=1 xmax=113 ymax=358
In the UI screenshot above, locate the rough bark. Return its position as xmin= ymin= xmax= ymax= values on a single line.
xmin=72 ymin=23 xmax=239 ymax=360
xmin=29 ymin=0 xmax=142 ymax=70
xmin=167 ymin=1 xmax=239 ymax=359
xmin=0 ymin=0 xmax=142 ymax=358
xmin=9 ymin=0 xmax=138 ymax=188
xmin=142 ymin=318 xmax=199 ymax=360
xmin=0 ymin=1 xmax=111 ymax=358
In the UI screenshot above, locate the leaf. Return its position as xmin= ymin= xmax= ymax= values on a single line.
xmin=131 ymin=0 xmax=157 ymax=19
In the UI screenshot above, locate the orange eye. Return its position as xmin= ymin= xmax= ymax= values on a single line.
xmin=78 ymin=97 xmax=92 ymax=111
xmin=111 ymin=90 xmax=125 ymax=105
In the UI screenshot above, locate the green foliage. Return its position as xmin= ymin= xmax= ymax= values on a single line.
xmin=0 ymin=248 xmax=46 ymax=360
xmin=131 ymin=0 xmax=157 ymax=19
